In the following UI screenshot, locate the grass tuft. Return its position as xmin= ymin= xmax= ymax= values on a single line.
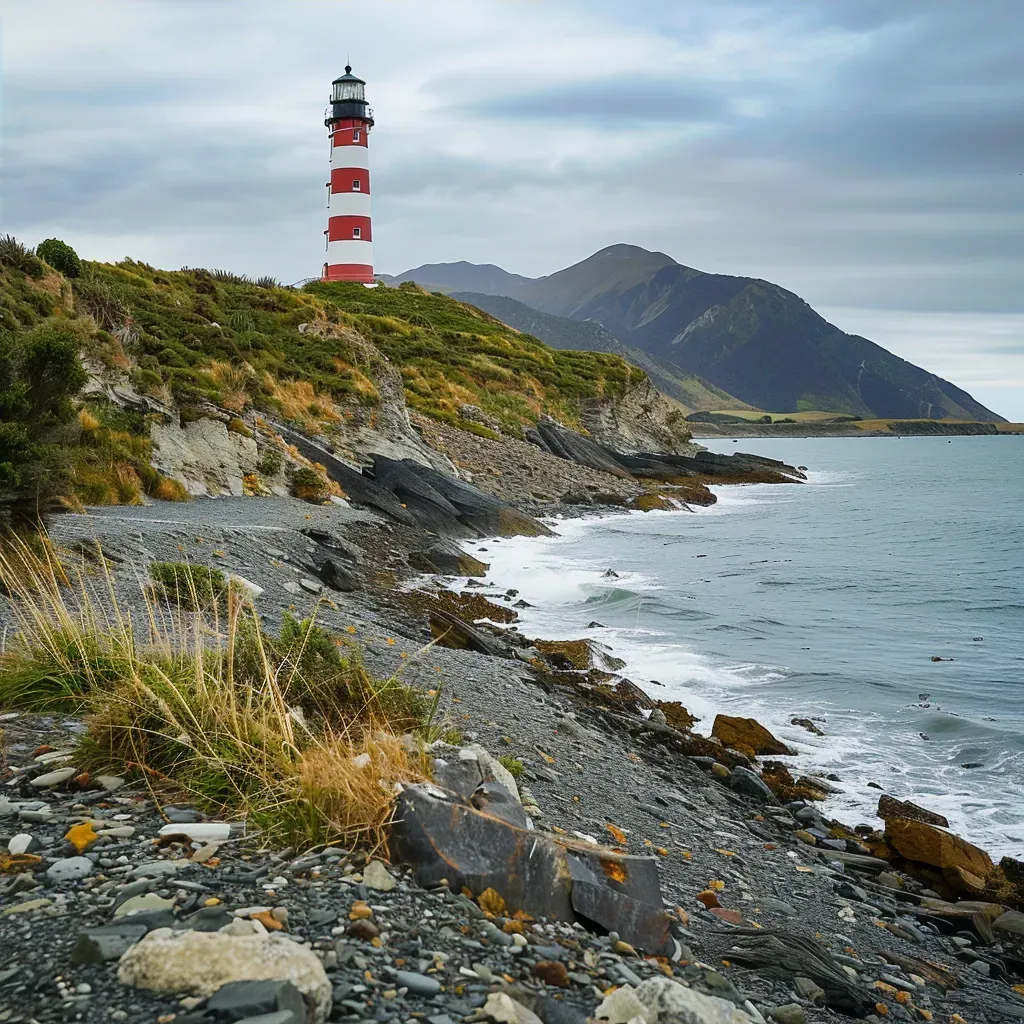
xmin=0 ymin=535 xmax=434 ymax=851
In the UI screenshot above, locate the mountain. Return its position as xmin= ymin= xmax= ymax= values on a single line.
xmin=451 ymin=291 xmax=752 ymax=414
xmin=380 ymin=261 xmax=534 ymax=297
xmin=396 ymin=245 xmax=1004 ymax=422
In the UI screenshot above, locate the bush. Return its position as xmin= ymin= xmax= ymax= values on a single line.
xmin=257 ymin=446 xmax=284 ymax=477
xmin=498 ymin=754 xmax=524 ymax=778
xmin=290 ymin=465 xmax=329 ymax=503
xmin=148 ymin=561 xmax=228 ymax=610
xmin=0 ymin=319 xmax=88 ymax=529
xmin=0 ymin=235 xmax=45 ymax=279
xmin=73 ymin=273 xmax=130 ymax=331
xmin=36 ymin=238 xmax=82 ymax=279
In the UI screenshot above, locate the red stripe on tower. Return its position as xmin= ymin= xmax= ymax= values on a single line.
xmin=330 ymin=168 xmax=370 ymax=194
xmin=322 ymin=66 xmax=375 ymax=285
xmin=327 ymin=215 xmax=372 ymax=242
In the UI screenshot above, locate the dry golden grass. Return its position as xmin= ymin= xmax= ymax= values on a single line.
xmin=262 ymin=372 xmax=343 ymax=429
xmin=0 ymin=534 xmax=434 ymax=852
xmin=152 ymin=477 xmax=191 ymax=502
xmin=207 ymin=360 xmax=257 ymax=412
xmin=77 ymin=407 xmax=101 ymax=433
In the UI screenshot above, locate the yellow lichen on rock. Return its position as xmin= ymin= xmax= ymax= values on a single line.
xmin=711 ymin=714 xmax=795 ymax=757
xmin=885 ymin=818 xmax=994 ymax=882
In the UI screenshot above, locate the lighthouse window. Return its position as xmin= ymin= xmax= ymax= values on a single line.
xmin=353 ymin=130 xmax=361 ymax=142
xmin=352 ymin=179 xmax=361 ymax=191
xmin=352 ymin=227 xmax=361 ymax=239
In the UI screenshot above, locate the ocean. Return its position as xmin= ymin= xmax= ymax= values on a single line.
xmin=469 ymin=435 xmax=1024 ymax=858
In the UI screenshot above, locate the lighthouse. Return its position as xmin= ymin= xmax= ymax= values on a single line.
xmin=323 ymin=66 xmax=375 ymax=284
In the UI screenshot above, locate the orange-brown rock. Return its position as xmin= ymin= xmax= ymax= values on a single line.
xmin=658 ymin=701 xmax=697 ymax=732
xmin=535 ymin=638 xmax=626 ymax=673
xmin=709 ymin=907 xmax=742 ymax=925
xmin=945 ymin=865 xmax=987 ymax=896
xmin=711 ymin=715 xmax=794 ymax=758
xmin=885 ymin=818 xmax=994 ymax=880
xmin=760 ymin=763 xmax=825 ymax=802
xmin=877 ymin=795 xmax=949 ymax=829
xmin=533 ymin=961 xmax=569 ymax=987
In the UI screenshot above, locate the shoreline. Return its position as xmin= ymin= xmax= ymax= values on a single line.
xmin=450 ymin=494 xmax=1021 ymax=862
xmin=689 ymin=422 xmax=1024 ymax=439
xmin=3 ymin=483 xmax=1024 ymax=1022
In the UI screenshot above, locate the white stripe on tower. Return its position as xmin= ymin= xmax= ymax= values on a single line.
xmin=322 ymin=65 xmax=375 ymax=284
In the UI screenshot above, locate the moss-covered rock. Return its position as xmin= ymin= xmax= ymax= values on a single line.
xmin=711 ymin=714 xmax=795 ymax=758
xmin=885 ymin=818 xmax=994 ymax=882
xmin=657 ymin=701 xmax=698 ymax=732
xmin=535 ymin=639 xmax=626 ymax=672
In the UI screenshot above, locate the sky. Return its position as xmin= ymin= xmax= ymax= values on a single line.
xmin=2 ymin=1 xmax=1022 ymax=419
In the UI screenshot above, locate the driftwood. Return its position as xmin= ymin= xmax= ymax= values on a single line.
xmin=879 ymin=951 xmax=959 ymax=990
xmin=725 ymin=928 xmax=873 ymax=1015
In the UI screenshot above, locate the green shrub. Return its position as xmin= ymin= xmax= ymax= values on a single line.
xmin=498 ymin=754 xmax=525 ymax=778
xmin=37 ymin=238 xmax=82 ymax=279
xmin=73 ymin=273 xmax=130 ymax=330
xmin=148 ymin=561 xmax=228 ymax=610
xmin=257 ymin=446 xmax=284 ymax=476
xmin=0 ymin=236 xmax=45 ymax=279
xmin=290 ymin=465 xmax=329 ymax=503
xmin=0 ymin=319 xmax=88 ymax=529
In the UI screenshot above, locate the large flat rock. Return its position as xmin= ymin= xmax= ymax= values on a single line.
xmin=391 ymin=784 xmax=672 ymax=955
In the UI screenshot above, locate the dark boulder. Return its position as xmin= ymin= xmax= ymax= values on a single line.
xmin=404 ymin=461 xmax=552 ymax=537
xmin=643 ymin=450 xmax=805 ymax=481
xmin=274 ymin=427 xmax=414 ymax=524
xmin=312 ymin=558 xmax=359 ymax=593
xmin=301 ymin=528 xmax=364 ymax=563
xmin=727 ymin=930 xmax=873 ymax=1015
xmin=729 ymin=766 xmax=780 ymax=805
xmin=391 ymin=784 xmax=672 ymax=954
xmin=370 ymin=455 xmax=477 ymax=538
xmin=409 ymin=541 xmax=489 ymax=577
xmin=530 ymin=419 xmax=632 ymax=479
xmin=428 ymin=609 xmax=511 ymax=658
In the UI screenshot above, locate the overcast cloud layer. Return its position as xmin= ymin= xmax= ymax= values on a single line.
xmin=2 ymin=0 xmax=1022 ymax=417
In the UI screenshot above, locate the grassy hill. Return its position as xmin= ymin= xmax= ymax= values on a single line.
xmin=394 ymin=245 xmax=1004 ymax=423
xmin=0 ymin=240 xmax=654 ymax=514
xmin=451 ymin=291 xmax=752 ymax=415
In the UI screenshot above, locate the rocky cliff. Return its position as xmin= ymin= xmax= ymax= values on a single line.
xmin=2 ymin=251 xmax=701 ymax=509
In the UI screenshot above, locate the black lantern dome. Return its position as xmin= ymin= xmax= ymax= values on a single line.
xmin=327 ymin=65 xmax=374 ymax=127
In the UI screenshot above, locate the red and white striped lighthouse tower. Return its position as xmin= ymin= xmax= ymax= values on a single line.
xmin=322 ymin=66 xmax=375 ymax=283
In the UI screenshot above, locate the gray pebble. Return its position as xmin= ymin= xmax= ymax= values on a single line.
xmin=30 ymin=767 xmax=77 ymax=788
xmin=46 ymin=856 xmax=95 ymax=883
xmin=394 ymin=970 xmax=442 ymax=996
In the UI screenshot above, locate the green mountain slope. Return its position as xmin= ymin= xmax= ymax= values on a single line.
xmin=396 ymin=245 xmax=1003 ymax=422
xmin=451 ymin=290 xmax=751 ymax=414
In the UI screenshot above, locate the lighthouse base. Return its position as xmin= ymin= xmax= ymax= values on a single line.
xmin=322 ymin=263 xmax=375 ymax=284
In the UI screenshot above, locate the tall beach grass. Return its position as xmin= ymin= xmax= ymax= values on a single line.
xmin=0 ymin=534 xmax=435 ymax=852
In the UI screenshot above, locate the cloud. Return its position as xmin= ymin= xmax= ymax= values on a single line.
xmin=1 ymin=0 xmax=1021 ymax=415
xmin=457 ymin=78 xmax=731 ymax=124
